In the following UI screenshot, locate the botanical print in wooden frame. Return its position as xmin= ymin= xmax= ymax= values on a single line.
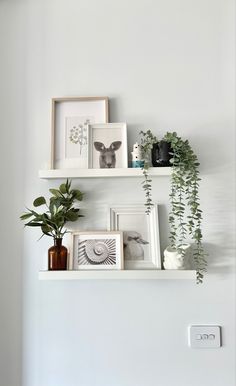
xmin=51 ymin=97 xmax=109 ymax=169
xmin=108 ymin=204 xmax=161 ymax=269
xmin=88 ymin=123 xmax=128 ymax=169
xmin=71 ymin=231 xmax=124 ymax=270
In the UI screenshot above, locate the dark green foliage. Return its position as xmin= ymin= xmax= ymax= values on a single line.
xmin=33 ymin=196 xmax=46 ymax=207
xmin=20 ymin=179 xmax=84 ymax=239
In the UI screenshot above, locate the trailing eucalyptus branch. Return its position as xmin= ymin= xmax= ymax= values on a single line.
xmin=163 ymin=132 xmax=207 ymax=283
xmin=139 ymin=130 xmax=158 ymax=214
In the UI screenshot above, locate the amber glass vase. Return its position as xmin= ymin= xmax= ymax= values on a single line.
xmin=48 ymin=238 xmax=68 ymax=270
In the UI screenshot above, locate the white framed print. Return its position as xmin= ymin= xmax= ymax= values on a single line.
xmin=88 ymin=123 xmax=128 ymax=169
xmin=51 ymin=96 xmax=109 ymax=169
xmin=108 ymin=204 xmax=161 ymax=269
xmin=71 ymin=231 xmax=123 ymax=270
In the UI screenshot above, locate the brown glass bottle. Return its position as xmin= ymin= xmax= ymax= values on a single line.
xmin=48 ymin=238 xmax=67 ymax=270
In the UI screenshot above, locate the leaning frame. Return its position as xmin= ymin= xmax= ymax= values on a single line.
xmin=51 ymin=96 xmax=109 ymax=169
xmin=108 ymin=204 xmax=161 ymax=269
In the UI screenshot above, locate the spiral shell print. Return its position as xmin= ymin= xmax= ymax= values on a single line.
xmin=78 ymin=239 xmax=116 ymax=265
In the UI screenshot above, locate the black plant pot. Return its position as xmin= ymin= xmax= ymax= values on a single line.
xmin=152 ymin=141 xmax=172 ymax=167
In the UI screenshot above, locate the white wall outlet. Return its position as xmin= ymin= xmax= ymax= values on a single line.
xmin=188 ymin=325 xmax=221 ymax=348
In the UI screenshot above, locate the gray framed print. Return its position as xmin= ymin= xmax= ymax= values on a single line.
xmin=51 ymin=96 xmax=109 ymax=169
xmin=71 ymin=231 xmax=124 ymax=270
xmin=108 ymin=204 xmax=161 ymax=269
xmin=88 ymin=123 xmax=128 ymax=169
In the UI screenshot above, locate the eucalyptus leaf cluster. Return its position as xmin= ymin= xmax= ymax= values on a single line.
xmin=139 ymin=130 xmax=207 ymax=283
xmin=139 ymin=130 xmax=158 ymax=214
xmin=20 ymin=179 xmax=83 ymax=239
xmin=163 ymin=131 xmax=207 ymax=283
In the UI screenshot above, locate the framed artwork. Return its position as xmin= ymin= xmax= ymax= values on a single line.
xmin=88 ymin=123 xmax=128 ymax=169
xmin=51 ymin=97 xmax=109 ymax=169
xmin=71 ymin=231 xmax=123 ymax=270
xmin=108 ymin=204 xmax=161 ymax=269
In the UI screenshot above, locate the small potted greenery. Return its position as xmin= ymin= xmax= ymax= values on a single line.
xmin=139 ymin=130 xmax=207 ymax=283
xmin=20 ymin=179 xmax=83 ymax=270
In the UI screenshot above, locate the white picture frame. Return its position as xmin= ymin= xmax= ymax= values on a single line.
xmin=88 ymin=123 xmax=128 ymax=169
xmin=51 ymin=97 xmax=109 ymax=169
xmin=108 ymin=204 xmax=161 ymax=269
xmin=71 ymin=231 xmax=124 ymax=270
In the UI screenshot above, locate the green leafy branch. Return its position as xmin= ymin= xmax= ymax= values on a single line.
xmin=20 ymin=179 xmax=84 ymax=239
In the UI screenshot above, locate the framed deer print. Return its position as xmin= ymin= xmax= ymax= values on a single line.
xmin=88 ymin=123 xmax=128 ymax=169
xmin=51 ymin=97 xmax=109 ymax=169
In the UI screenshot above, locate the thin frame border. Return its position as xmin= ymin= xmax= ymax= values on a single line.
xmin=70 ymin=231 xmax=124 ymax=270
xmin=51 ymin=96 xmax=109 ymax=169
xmin=108 ymin=204 xmax=161 ymax=270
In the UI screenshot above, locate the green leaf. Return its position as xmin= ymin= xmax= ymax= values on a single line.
xmin=25 ymin=221 xmax=42 ymax=227
xmin=65 ymin=211 xmax=79 ymax=221
xmin=59 ymin=183 xmax=67 ymax=194
xmin=49 ymin=197 xmax=63 ymax=209
xmin=65 ymin=179 xmax=71 ymax=192
xmin=49 ymin=189 xmax=62 ymax=197
xmin=33 ymin=196 xmax=46 ymax=207
xmin=41 ymin=225 xmax=52 ymax=236
xmin=73 ymin=190 xmax=83 ymax=201
xmin=20 ymin=212 xmax=33 ymax=220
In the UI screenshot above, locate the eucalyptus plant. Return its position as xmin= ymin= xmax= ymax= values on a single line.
xmin=139 ymin=130 xmax=207 ymax=283
xmin=20 ymin=179 xmax=83 ymax=239
xmin=163 ymin=132 xmax=207 ymax=283
xmin=139 ymin=130 xmax=158 ymax=214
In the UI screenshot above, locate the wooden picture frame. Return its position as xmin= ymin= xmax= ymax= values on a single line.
xmin=51 ymin=97 xmax=109 ymax=169
xmin=70 ymin=231 xmax=124 ymax=270
xmin=108 ymin=204 xmax=161 ymax=269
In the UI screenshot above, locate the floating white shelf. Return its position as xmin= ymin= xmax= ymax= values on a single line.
xmin=39 ymin=269 xmax=196 ymax=281
xmin=39 ymin=167 xmax=172 ymax=179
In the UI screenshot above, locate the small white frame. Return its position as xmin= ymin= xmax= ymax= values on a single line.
xmin=108 ymin=204 xmax=161 ymax=270
xmin=88 ymin=123 xmax=128 ymax=169
xmin=51 ymin=96 xmax=109 ymax=169
xmin=70 ymin=231 xmax=124 ymax=270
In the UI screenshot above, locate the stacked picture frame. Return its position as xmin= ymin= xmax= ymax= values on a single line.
xmin=50 ymin=96 xmax=161 ymax=272
xmin=51 ymin=97 xmax=128 ymax=170
xmin=69 ymin=204 xmax=161 ymax=271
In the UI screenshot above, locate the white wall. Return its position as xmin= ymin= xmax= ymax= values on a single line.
xmin=0 ymin=1 xmax=27 ymax=385
xmin=0 ymin=1 xmax=235 ymax=386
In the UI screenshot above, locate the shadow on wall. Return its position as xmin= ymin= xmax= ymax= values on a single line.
xmin=204 ymin=242 xmax=234 ymax=276
xmin=156 ymin=204 xmax=170 ymax=263
xmin=108 ymin=96 xmax=123 ymax=122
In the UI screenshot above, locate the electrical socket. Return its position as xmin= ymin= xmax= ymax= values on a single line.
xmin=188 ymin=325 xmax=221 ymax=348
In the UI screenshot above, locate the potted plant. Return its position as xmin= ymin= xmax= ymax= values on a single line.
xmin=20 ymin=179 xmax=83 ymax=270
xmin=139 ymin=130 xmax=207 ymax=283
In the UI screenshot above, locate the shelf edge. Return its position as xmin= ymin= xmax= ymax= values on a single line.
xmin=38 ymin=270 xmax=196 ymax=280
xmin=39 ymin=167 xmax=172 ymax=179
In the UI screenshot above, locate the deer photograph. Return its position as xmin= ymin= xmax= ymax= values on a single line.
xmin=94 ymin=141 xmax=122 ymax=168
